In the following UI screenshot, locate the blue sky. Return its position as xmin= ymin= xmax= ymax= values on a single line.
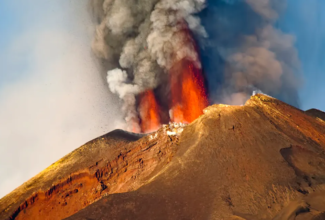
xmin=279 ymin=0 xmax=325 ymax=110
xmin=0 ymin=0 xmax=324 ymax=198
xmin=0 ymin=2 xmax=23 ymax=85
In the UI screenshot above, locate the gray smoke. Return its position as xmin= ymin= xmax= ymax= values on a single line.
xmin=203 ymin=0 xmax=301 ymax=106
xmin=90 ymin=0 xmax=206 ymax=131
xmin=89 ymin=0 xmax=302 ymax=130
xmin=224 ymin=25 xmax=300 ymax=104
xmin=246 ymin=0 xmax=282 ymax=20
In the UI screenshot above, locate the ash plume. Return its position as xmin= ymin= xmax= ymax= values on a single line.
xmin=198 ymin=0 xmax=301 ymax=107
xmin=90 ymin=0 xmax=206 ymax=131
xmin=89 ymin=0 xmax=302 ymax=131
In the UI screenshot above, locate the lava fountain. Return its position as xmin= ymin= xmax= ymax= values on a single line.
xmin=139 ymin=90 xmax=161 ymax=133
xmin=169 ymin=60 xmax=208 ymax=123
xmin=138 ymin=59 xmax=208 ymax=133
xmin=138 ymin=27 xmax=208 ymax=132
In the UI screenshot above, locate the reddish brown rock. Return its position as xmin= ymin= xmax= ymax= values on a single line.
xmin=0 ymin=130 xmax=179 ymax=220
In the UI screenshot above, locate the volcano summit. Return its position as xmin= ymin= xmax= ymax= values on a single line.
xmin=1 ymin=94 xmax=325 ymax=220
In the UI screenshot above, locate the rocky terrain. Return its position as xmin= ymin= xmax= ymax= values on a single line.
xmin=1 ymin=94 xmax=325 ymax=220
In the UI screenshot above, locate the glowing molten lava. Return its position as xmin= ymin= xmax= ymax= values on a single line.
xmin=139 ymin=90 xmax=161 ymax=133
xmin=137 ymin=62 xmax=207 ymax=132
xmin=170 ymin=60 xmax=208 ymax=123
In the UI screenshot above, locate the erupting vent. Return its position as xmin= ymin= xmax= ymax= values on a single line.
xmin=170 ymin=61 xmax=208 ymax=123
xmin=138 ymin=60 xmax=208 ymax=133
xmin=91 ymin=0 xmax=301 ymax=134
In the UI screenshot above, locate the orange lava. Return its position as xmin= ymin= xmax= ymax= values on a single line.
xmin=139 ymin=90 xmax=161 ymax=133
xmin=170 ymin=60 xmax=208 ymax=123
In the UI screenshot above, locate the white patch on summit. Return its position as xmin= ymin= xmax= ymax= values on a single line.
xmin=149 ymin=132 xmax=158 ymax=140
xmin=165 ymin=122 xmax=186 ymax=137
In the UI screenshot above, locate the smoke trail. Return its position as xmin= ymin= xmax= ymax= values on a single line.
xmin=90 ymin=0 xmax=207 ymax=131
xmin=198 ymin=0 xmax=301 ymax=106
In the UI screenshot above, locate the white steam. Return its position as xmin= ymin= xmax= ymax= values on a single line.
xmin=106 ymin=69 xmax=140 ymax=99
xmin=106 ymin=68 xmax=140 ymax=131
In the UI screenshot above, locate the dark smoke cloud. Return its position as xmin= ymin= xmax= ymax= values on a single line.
xmin=197 ymin=0 xmax=301 ymax=106
xmin=89 ymin=0 xmax=302 ymax=130
xmin=90 ymin=0 xmax=206 ymax=131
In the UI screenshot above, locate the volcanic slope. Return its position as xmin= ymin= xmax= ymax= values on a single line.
xmin=0 ymin=129 xmax=179 ymax=220
xmin=1 ymin=94 xmax=325 ymax=220
xmin=66 ymin=94 xmax=325 ymax=220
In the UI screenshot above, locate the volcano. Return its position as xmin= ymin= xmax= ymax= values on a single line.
xmin=1 ymin=94 xmax=325 ymax=220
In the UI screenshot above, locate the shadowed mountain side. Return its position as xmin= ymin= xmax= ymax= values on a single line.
xmin=306 ymin=109 xmax=325 ymax=122
xmin=66 ymin=94 xmax=325 ymax=220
